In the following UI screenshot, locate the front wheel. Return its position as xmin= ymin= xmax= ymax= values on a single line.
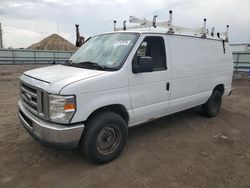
xmin=202 ymin=90 xmax=222 ymax=118
xmin=80 ymin=111 xmax=128 ymax=164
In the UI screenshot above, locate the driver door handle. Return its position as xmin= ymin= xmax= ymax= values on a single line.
xmin=166 ymin=82 xmax=170 ymax=91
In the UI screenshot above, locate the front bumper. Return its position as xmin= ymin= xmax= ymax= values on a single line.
xmin=18 ymin=101 xmax=84 ymax=148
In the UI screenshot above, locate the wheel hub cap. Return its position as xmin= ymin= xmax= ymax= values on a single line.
xmin=96 ymin=125 xmax=121 ymax=155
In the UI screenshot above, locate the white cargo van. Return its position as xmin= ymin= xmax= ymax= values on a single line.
xmin=18 ymin=12 xmax=233 ymax=163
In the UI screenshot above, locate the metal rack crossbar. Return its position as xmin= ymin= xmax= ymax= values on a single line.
xmin=113 ymin=10 xmax=229 ymax=41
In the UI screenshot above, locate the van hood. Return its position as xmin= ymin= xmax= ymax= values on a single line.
xmin=23 ymin=65 xmax=107 ymax=93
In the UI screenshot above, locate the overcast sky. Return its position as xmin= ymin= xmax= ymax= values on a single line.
xmin=1 ymin=0 xmax=250 ymax=48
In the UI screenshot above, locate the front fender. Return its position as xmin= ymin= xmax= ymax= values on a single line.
xmin=70 ymin=87 xmax=132 ymax=124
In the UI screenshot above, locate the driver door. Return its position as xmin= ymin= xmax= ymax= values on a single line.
xmin=128 ymin=35 xmax=171 ymax=125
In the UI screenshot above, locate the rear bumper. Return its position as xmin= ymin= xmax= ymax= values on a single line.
xmin=18 ymin=101 xmax=84 ymax=148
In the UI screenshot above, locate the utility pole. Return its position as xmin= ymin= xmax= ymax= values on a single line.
xmin=0 ymin=23 xmax=3 ymax=48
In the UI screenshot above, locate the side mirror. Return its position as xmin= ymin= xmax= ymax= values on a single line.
xmin=133 ymin=56 xmax=153 ymax=73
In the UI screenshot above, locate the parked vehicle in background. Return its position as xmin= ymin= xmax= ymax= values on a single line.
xmin=18 ymin=11 xmax=233 ymax=164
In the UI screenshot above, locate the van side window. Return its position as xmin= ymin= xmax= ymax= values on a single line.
xmin=133 ymin=36 xmax=166 ymax=71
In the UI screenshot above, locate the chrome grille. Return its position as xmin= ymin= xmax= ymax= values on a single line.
xmin=21 ymin=82 xmax=45 ymax=117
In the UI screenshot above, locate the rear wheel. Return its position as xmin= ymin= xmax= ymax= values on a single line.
xmin=80 ymin=111 xmax=128 ymax=164
xmin=202 ymin=90 xmax=222 ymax=117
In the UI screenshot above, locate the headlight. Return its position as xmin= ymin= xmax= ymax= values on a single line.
xmin=48 ymin=94 xmax=76 ymax=124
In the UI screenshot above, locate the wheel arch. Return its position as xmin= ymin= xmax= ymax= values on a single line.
xmin=85 ymin=104 xmax=129 ymax=124
xmin=213 ymin=84 xmax=225 ymax=95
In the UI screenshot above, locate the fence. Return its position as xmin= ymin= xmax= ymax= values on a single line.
xmin=233 ymin=52 xmax=250 ymax=73
xmin=0 ymin=49 xmax=250 ymax=74
xmin=0 ymin=49 xmax=75 ymax=64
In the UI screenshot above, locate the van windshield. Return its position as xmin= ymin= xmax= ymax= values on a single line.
xmin=69 ymin=33 xmax=139 ymax=71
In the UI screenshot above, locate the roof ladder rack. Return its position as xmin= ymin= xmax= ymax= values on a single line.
xmin=113 ymin=10 xmax=230 ymax=41
xmin=167 ymin=10 xmax=174 ymax=34
xmin=201 ymin=18 xmax=207 ymax=38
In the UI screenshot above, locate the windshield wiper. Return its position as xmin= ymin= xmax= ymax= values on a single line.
xmin=71 ymin=61 xmax=116 ymax=71
xmin=64 ymin=59 xmax=72 ymax=65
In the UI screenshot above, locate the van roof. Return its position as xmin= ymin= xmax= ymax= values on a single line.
xmin=103 ymin=30 xmax=222 ymax=41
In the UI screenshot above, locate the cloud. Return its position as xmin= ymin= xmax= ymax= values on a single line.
xmin=1 ymin=0 xmax=250 ymax=48
xmin=2 ymin=26 xmax=45 ymax=48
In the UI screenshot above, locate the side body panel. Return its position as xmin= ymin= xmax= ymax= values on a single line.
xmin=167 ymin=35 xmax=233 ymax=114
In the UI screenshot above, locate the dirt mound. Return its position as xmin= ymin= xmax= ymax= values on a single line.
xmin=27 ymin=33 xmax=77 ymax=51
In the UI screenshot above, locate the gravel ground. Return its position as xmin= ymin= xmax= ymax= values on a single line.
xmin=0 ymin=65 xmax=250 ymax=188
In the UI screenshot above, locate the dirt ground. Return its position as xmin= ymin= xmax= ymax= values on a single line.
xmin=0 ymin=65 xmax=250 ymax=188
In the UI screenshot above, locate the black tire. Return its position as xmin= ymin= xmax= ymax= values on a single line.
xmin=80 ymin=111 xmax=128 ymax=164
xmin=202 ymin=90 xmax=222 ymax=118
